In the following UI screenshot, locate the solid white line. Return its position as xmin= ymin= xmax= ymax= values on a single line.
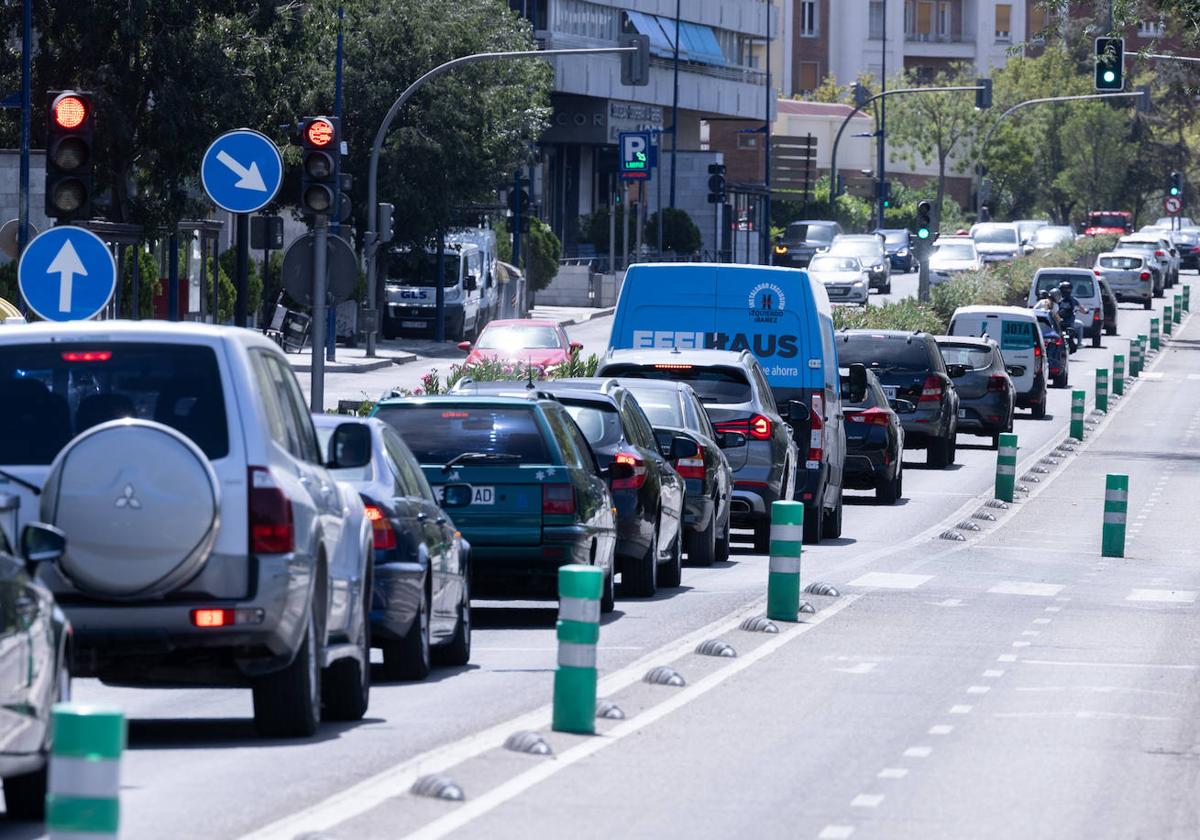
xmin=967 ymin=685 xmax=991 ymax=694
xmin=847 ymin=572 xmax=933 ymax=590
xmin=997 ymin=654 xmax=1018 ymax=663
xmin=1126 ymin=589 xmax=1197 ymax=604
xmin=982 ymin=669 xmax=1005 ymax=677
xmin=1020 ymin=659 xmax=1196 ymax=670
xmin=399 ymin=596 xmax=863 ymax=840
xmin=1012 ymin=641 xmax=1031 ymax=648
xmin=988 ymin=581 xmax=1065 ymax=597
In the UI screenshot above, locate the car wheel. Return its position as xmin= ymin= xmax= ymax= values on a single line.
xmin=624 ymin=525 xmax=659 ymax=597
xmin=1091 ymin=333 xmax=1101 ymax=348
xmin=876 ymin=473 xmax=899 ymax=505
xmin=323 ymin=585 xmax=371 ymax=722
xmin=948 ymin=432 xmax=958 ymax=465
xmin=883 ymin=282 xmax=892 ymax=295
xmin=685 ymin=509 xmax=717 ymax=567
xmin=382 ymin=587 xmax=431 ymax=681
xmin=599 ymin=566 xmax=616 ymax=614
xmin=927 ymin=436 xmax=951 ymax=468
xmin=1106 ymin=325 xmax=1117 ymax=336
xmin=1032 ymin=397 xmax=1047 ymax=420
xmin=715 ymin=510 xmax=731 ymax=562
xmin=434 ymin=575 xmax=472 ymax=664
xmin=1144 ymin=299 xmax=1153 ymax=310
xmin=822 ymin=494 xmax=843 ymax=539
xmin=803 ymin=501 xmax=823 ymax=544
xmin=659 ymin=531 xmax=683 ymax=588
xmin=253 ymin=608 xmax=322 ymax=738
xmin=753 ymin=518 xmax=771 ymax=554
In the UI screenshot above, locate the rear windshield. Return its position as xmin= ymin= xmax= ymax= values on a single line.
xmin=1090 ymin=213 xmax=1130 ymax=228
xmin=477 ymin=324 xmax=560 ymax=351
xmin=837 ymin=336 xmax=931 ymax=372
xmin=933 ymin=243 xmax=975 ymax=260
xmin=831 ymin=239 xmax=882 ymax=257
xmin=1099 ymin=255 xmax=1142 ymax=270
xmin=974 ymin=226 xmax=1019 ymax=244
xmin=937 ymin=343 xmax=994 ymax=369
xmin=1035 ymin=273 xmax=1094 ymax=297
xmin=0 ymin=342 xmax=228 ymax=466
xmin=601 ymin=364 xmax=752 ymax=405
xmin=879 ymin=230 xmax=908 ymax=245
xmin=1032 ymin=228 xmax=1071 ymax=245
xmin=784 ymin=223 xmax=834 ymax=245
xmin=374 ymin=405 xmax=552 ymax=465
xmin=810 ymin=256 xmax=859 ymax=272
xmin=561 ymin=402 xmax=623 ymax=447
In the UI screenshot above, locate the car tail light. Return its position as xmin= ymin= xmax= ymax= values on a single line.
xmin=1034 ymin=342 xmax=1043 ymax=358
xmin=61 ymin=351 xmax=112 ymax=362
xmin=543 ymin=483 xmax=576 ymax=515
xmin=1155 ymin=250 xmax=1165 ymax=257
xmin=612 ymin=450 xmax=648 ymax=490
xmin=847 ymin=407 xmax=890 ymax=426
xmin=807 ymin=394 xmax=824 ymax=462
xmin=1054 ymin=337 xmax=1064 ymax=347
xmin=1140 ymin=271 xmax=1151 ymax=280
xmin=987 ymin=374 xmax=1008 ymax=392
xmin=674 ymin=455 xmax=706 ymax=480
xmin=191 ymin=608 xmax=232 ymax=628
xmin=715 ymin=415 xmax=773 ymax=441
xmin=364 ymin=504 xmax=397 ymax=551
xmin=248 ymin=466 xmax=294 ymax=554
xmin=1093 ymin=309 xmax=1101 ymax=322
xmin=919 ymin=375 xmax=943 ymax=404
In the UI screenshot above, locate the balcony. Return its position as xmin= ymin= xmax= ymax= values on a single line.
xmin=903 ymin=28 xmax=976 ymax=59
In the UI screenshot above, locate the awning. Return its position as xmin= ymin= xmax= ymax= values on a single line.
xmin=0 ymin=296 xmax=24 ymax=323
xmin=626 ymin=11 xmax=676 ymax=59
xmin=678 ymin=21 xmax=726 ymax=66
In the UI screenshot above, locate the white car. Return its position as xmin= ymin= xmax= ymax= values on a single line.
xmin=0 ymin=321 xmax=374 ymax=738
xmin=806 ymin=254 xmax=869 ymax=305
xmin=1029 ymin=225 xmax=1075 ymax=250
xmin=970 ymin=222 xmax=1024 ymax=263
xmin=927 ymin=236 xmax=983 ymax=286
xmin=948 ymin=306 xmax=1048 ymax=419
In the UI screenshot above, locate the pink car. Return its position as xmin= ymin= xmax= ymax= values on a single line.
xmin=458 ymin=319 xmax=582 ymax=368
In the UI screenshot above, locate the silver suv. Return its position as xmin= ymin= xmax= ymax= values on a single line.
xmin=0 ymin=322 xmax=374 ymax=738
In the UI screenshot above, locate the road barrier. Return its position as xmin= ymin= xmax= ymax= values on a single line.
xmin=1070 ymin=390 xmax=1086 ymax=440
xmin=46 ymin=704 xmax=125 ymax=840
xmin=553 ymin=564 xmax=603 ymax=734
xmin=1150 ymin=318 xmax=1160 ymax=350
xmin=1102 ymin=474 xmax=1129 ymax=558
xmin=1095 ymin=368 xmax=1109 ymax=412
xmin=1173 ymin=294 xmax=1183 ymax=323
xmin=1113 ymin=354 xmax=1125 ymax=396
xmin=1164 ymin=305 xmax=1173 ymax=336
xmin=995 ymin=433 xmax=1018 ymax=503
xmin=766 ymin=501 xmax=804 ymax=622
xmin=1183 ymin=285 xmax=1191 ymax=312
xmin=1130 ymin=338 xmax=1142 ymax=378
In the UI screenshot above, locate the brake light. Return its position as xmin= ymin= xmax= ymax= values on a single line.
xmin=61 ymin=351 xmax=112 ymax=362
xmin=919 ymin=375 xmax=943 ymax=403
xmin=654 ymin=363 xmax=693 ymax=370
xmin=543 ymin=483 xmax=576 ymax=515
xmin=987 ymin=374 xmax=1008 ymax=392
xmin=674 ymin=455 xmax=706 ymax=479
xmin=808 ymin=394 xmax=824 ymax=463
xmin=748 ymin=414 xmax=772 ymax=440
xmin=1155 ymin=250 xmax=1165 ymax=257
xmin=1054 ymin=337 xmax=1064 ymax=347
xmin=191 ymin=609 xmax=232 ymax=628
xmin=248 ymin=467 xmax=294 ymax=554
xmin=847 ymin=407 xmax=890 ymax=426
xmin=1034 ymin=343 xmax=1043 ymax=358
xmin=364 ymin=504 xmax=397 ymax=551
xmin=612 ymin=451 xmax=648 ymax=490
xmin=1140 ymin=271 xmax=1151 ymax=280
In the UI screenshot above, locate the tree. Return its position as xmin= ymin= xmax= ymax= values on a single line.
xmin=1057 ymin=101 xmax=1138 ymax=219
xmin=644 ymin=208 xmax=702 ymax=255
xmin=525 ymin=218 xmax=560 ymax=295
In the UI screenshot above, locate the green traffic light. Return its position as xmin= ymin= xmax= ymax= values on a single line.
xmin=1171 ymin=187 xmax=1181 ymax=196
xmin=1103 ymin=70 xmax=1116 ymax=83
xmin=917 ymin=228 xmax=930 ymax=240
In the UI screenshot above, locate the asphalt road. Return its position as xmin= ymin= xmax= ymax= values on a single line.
xmin=2 ymin=274 xmax=1192 ymax=840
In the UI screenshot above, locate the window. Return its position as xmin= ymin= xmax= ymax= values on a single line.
xmin=995 ymin=3 xmax=1012 ymax=41
xmin=374 ymin=405 xmax=552 ymax=465
xmin=799 ymin=0 xmax=817 ymax=37
xmin=937 ymin=1 xmax=953 ymax=39
xmin=869 ymin=1 xmax=885 ymax=39
xmin=1137 ymin=20 xmax=1165 ymax=37
xmin=1028 ymin=6 xmax=1049 ymax=36
xmin=737 ymin=133 xmax=760 ymax=149
xmin=266 ymin=355 xmax=322 ymax=464
xmin=797 ymin=61 xmax=820 ymax=93
xmin=915 ymin=1 xmax=934 ymax=38
xmin=552 ymin=0 xmax=620 ymax=42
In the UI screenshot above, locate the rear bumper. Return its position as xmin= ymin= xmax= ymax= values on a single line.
xmin=1112 ymin=288 xmax=1152 ymax=302
xmin=469 ymin=526 xmax=598 ymax=597
xmin=843 ymin=449 xmax=891 ymax=489
xmin=957 ymin=395 xmax=1010 ymax=434
xmin=900 ymin=407 xmax=951 ymax=446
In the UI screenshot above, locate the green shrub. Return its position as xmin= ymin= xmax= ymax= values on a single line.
xmin=833 ymin=298 xmax=944 ymax=334
xmin=644 ymin=208 xmax=702 ymax=255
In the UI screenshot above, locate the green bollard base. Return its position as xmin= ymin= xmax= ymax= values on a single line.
xmin=1102 ymin=529 xmax=1126 ymax=559
xmin=553 ymin=666 xmax=598 ymax=734
xmin=766 ymin=571 xmax=801 ymax=622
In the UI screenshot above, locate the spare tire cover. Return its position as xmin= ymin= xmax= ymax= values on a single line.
xmin=40 ymin=418 xmax=220 ymax=599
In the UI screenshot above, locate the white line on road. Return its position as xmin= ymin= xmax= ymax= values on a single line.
xmin=1126 ymin=589 xmax=1197 ymax=603
xmin=1012 ymin=641 xmax=1031 ymax=648
xmin=967 ymin=685 xmax=991 ymax=694
xmin=1022 ymin=630 xmax=1041 ymax=637
xmin=949 ymin=705 xmax=973 ymax=714
xmin=1033 ymin=618 xmax=1052 ymax=624
xmin=848 ymin=572 xmax=934 ymax=590
xmin=988 ymin=581 xmax=1065 ymax=597
xmin=851 ymin=794 xmax=885 ymax=808
xmin=878 ymin=768 xmax=909 ymax=779
xmin=928 ymin=725 xmax=954 ymax=735
xmin=903 ymin=746 xmax=933 ymax=758
xmin=835 ymin=662 xmax=878 ymax=675
xmin=1045 ymin=606 xmax=1062 ymax=612
xmin=818 ymin=826 xmax=856 ymax=839
xmin=983 ymin=669 xmax=1006 ymax=677
xmin=1020 ymin=659 xmax=1197 ymax=670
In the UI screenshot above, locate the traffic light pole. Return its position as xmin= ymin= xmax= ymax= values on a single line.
xmin=363 ymin=45 xmax=638 ymax=356
xmin=829 ymin=85 xmax=982 ymax=200
xmin=974 ymin=90 xmax=1145 ymax=216
xmin=310 ymin=214 xmax=329 ymax=412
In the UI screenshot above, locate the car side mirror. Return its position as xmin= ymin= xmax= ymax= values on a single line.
xmin=1006 ymin=364 xmax=1026 ymax=378
xmin=787 ymin=399 xmax=811 ymax=424
xmin=21 ymin=522 xmax=65 ymax=574
xmin=441 ymin=483 xmax=472 ymax=508
xmin=464 ymin=275 xmax=478 ymax=292
xmin=848 ymin=363 xmax=868 ymax=403
xmin=327 ymin=422 xmax=372 ymax=470
xmin=457 ymin=340 xmax=472 ymax=352
xmin=717 ymin=431 xmax=747 ymax=449
xmin=669 ymin=435 xmax=700 ymax=461
xmin=604 ymin=461 xmax=635 ymax=483
xmin=889 ymin=398 xmax=916 ymax=414
xmin=946 ymin=363 xmax=969 ymax=379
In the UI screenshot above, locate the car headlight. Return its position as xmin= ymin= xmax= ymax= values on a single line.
xmin=853 ymin=280 xmax=865 ymax=289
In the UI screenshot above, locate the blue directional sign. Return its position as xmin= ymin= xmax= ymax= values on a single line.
xmin=201 ymin=128 xmax=283 ymax=214
xmin=619 ymin=131 xmax=652 ymax=180
xmin=18 ymin=226 xmax=116 ymax=322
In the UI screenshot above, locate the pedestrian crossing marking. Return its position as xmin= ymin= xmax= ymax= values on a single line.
xmin=988 ymin=581 xmax=1065 ymax=597
xmin=1126 ymin=589 xmax=1196 ymax=603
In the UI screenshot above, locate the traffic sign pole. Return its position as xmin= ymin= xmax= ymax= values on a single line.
xmin=310 ymin=215 xmax=328 ymax=412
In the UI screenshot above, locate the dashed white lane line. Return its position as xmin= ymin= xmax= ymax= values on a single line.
xmin=988 ymin=581 xmax=1065 ymax=597
xmin=851 ymin=794 xmax=885 ymax=808
xmin=967 ymin=685 xmax=992 ymax=694
xmin=1021 ymin=630 xmax=1041 ymax=637
xmin=983 ymin=669 xmax=1005 ymax=677
xmin=904 ymin=746 xmax=933 ymax=758
xmin=1033 ymin=618 xmax=1052 ymax=624
xmin=878 ymin=768 xmax=909 ymax=780
xmin=1012 ymin=641 xmax=1031 ymax=648
xmin=1126 ymin=589 xmax=1198 ymax=603
xmin=1045 ymin=606 xmax=1062 ymax=613
xmin=997 ymin=654 xmax=1018 ymax=663
xmin=928 ymin=725 xmax=954 ymax=735
xmin=1021 ymin=659 xmax=1197 ymax=671
xmin=819 ymin=826 xmax=855 ymax=839
xmin=848 ymin=572 xmax=934 ymax=590
xmin=949 ymin=704 xmax=974 ymax=714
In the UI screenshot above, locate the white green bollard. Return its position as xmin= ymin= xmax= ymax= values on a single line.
xmin=1096 ymin=368 xmax=1109 ymax=412
xmin=766 ymin=501 xmax=804 ymax=622
xmin=1150 ymin=319 xmax=1160 ymax=351
xmin=552 ymin=564 xmax=602 ymax=734
xmin=1113 ymin=354 xmax=1124 ymax=396
xmin=1173 ymin=294 xmax=1182 ymax=323
xmin=1130 ymin=337 xmax=1142 ymax=377
xmin=46 ymin=704 xmax=125 ymax=840
xmin=1070 ymin=390 xmax=1086 ymax=440
xmin=1102 ymin=474 xmax=1129 ymax=558
xmin=995 ymin=433 xmax=1018 ymax=503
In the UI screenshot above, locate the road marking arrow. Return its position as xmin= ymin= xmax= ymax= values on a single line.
xmin=47 ymin=239 xmax=87 ymax=313
xmin=216 ymin=150 xmax=268 ymax=192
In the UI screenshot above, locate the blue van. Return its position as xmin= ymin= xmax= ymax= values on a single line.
xmin=606 ymin=263 xmax=848 ymax=542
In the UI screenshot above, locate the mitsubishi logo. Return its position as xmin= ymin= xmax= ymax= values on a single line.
xmin=115 ymin=484 xmax=142 ymax=510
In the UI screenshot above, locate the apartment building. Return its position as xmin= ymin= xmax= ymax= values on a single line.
xmin=790 ymin=0 xmax=1029 ymax=93
xmin=508 ymin=0 xmax=778 ymax=258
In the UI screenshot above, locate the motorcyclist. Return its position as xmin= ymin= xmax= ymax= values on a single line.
xmin=1057 ymin=280 xmax=1088 ymax=347
xmin=1033 ymin=289 xmax=1062 ymax=334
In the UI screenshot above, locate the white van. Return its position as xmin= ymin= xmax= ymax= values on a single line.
xmin=382 ymin=242 xmax=485 ymax=342
xmin=948 ymin=305 xmax=1048 ymax=419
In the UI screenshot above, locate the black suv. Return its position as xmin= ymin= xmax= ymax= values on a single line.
xmin=836 ymin=331 xmax=961 ymax=468
xmin=773 ymin=220 xmax=844 ymax=269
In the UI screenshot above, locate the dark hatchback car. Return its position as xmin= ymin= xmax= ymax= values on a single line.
xmin=837 ymin=331 xmax=960 ymax=468
xmin=876 ymin=228 xmax=917 ymax=272
xmin=451 ymin=380 xmax=685 ymax=597
xmin=934 ymin=337 xmax=1015 ymax=448
xmin=840 ymin=367 xmax=906 ymax=504
xmin=0 ymin=505 xmax=71 ymax=821
xmin=559 ymin=377 xmax=739 ymax=567
xmin=372 ymin=395 xmax=623 ymax=611
xmin=1033 ymin=310 xmax=1070 ymax=388
xmin=772 ymin=220 xmax=844 ymax=268
xmin=313 ymin=416 xmax=469 ymax=681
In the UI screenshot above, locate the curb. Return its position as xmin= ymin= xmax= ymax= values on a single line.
xmin=291 ymin=353 xmax=418 ymax=374
xmin=538 ymin=307 xmax=616 ymax=328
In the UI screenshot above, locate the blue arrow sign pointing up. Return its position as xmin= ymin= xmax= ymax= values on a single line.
xmin=18 ymin=226 xmax=116 ymax=322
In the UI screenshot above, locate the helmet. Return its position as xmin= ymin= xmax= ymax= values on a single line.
xmin=1059 ymin=280 xmax=1073 ymax=293
xmin=1037 ymin=290 xmax=1050 ymax=300
xmin=1050 ymin=289 xmax=1062 ymax=302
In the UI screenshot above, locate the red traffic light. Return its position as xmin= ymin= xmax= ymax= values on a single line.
xmin=305 ymin=117 xmax=335 ymax=148
xmin=52 ymin=94 xmax=88 ymax=130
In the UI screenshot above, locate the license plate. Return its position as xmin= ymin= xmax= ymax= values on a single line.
xmin=401 ymin=320 xmax=427 ymax=329
xmin=883 ymin=386 xmax=898 ymax=400
xmin=957 ymin=409 xmax=966 ymax=418
xmin=470 ymin=486 xmax=495 ymax=505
